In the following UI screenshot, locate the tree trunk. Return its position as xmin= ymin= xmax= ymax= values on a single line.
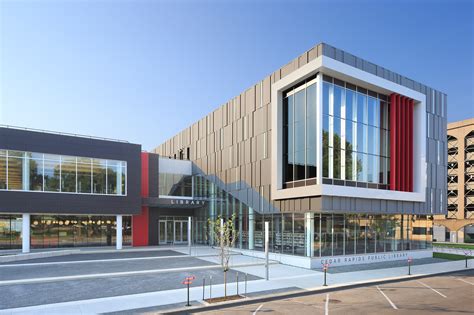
xmin=224 ymin=270 xmax=227 ymax=297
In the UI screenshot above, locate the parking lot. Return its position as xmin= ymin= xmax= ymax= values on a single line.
xmin=198 ymin=270 xmax=474 ymax=315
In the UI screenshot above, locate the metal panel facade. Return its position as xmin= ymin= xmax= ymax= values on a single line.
xmin=154 ymin=43 xmax=447 ymax=216
xmin=0 ymin=127 xmax=141 ymax=215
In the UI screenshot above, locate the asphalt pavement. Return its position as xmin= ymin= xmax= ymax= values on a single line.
xmin=196 ymin=270 xmax=474 ymax=315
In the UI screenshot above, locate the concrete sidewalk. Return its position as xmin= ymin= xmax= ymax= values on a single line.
xmin=0 ymin=250 xmax=472 ymax=315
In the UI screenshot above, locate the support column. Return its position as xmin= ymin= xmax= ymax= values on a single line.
xmin=22 ymin=213 xmax=30 ymax=253
xmin=238 ymin=202 xmax=243 ymax=249
xmin=305 ymin=212 xmax=314 ymax=257
xmin=248 ymin=207 xmax=255 ymax=250
xmin=188 ymin=216 xmax=192 ymax=254
xmin=116 ymin=215 xmax=123 ymax=250
xmin=265 ymin=221 xmax=269 ymax=281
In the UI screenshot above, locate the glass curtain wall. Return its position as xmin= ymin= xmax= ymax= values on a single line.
xmin=30 ymin=215 xmax=132 ymax=248
xmin=164 ymin=175 xmax=432 ymax=258
xmin=0 ymin=215 xmax=22 ymax=249
xmin=159 ymin=173 xmax=193 ymax=197
xmin=322 ymin=75 xmax=390 ymax=189
xmin=0 ymin=150 xmax=127 ymax=195
xmin=283 ymin=75 xmax=318 ymax=188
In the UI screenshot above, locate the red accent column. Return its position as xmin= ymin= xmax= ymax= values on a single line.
xmin=389 ymin=93 xmax=415 ymax=192
xmin=132 ymin=207 xmax=149 ymax=246
xmin=132 ymin=152 xmax=149 ymax=246
xmin=396 ymin=94 xmax=402 ymax=191
xmin=405 ymin=97 xmax=410 ymax=191
xmin=401 ymin=96 xmax=407 ymax=191
xmin=409 ymin=99 xmax=414 ymax=192
xmin=390 ymin=94 xmax=397 ymax=190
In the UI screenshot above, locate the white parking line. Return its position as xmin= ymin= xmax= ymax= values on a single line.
xmin=376 ymin=286 xmax=398 ymax=310
xmin=456 ymin=278 xmax=474 ymax=285
xmin=416 ymin=280 xmax=447 ymax=298
xmin=253 ymin=303 xmax=264 ymax=315
xmin=325 ymin=293 xmax=329 ymax=315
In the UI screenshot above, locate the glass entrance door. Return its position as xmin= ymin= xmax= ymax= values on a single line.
xmin=159 ymin=217 xmax=190 ymax=245
xmin=159 ymin=221 xmax=166 ymax=244
xmin=174 ymin=221 xmax=188 ymax=244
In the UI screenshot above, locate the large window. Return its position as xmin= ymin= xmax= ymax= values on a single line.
xmin=322 ymin=75 xmax=390 ymax=189
xmin=0 ymin=150 xmax=127 ymax=196
xmin=283 ymin=75 xmax=318 ymax=188
xmin=0 ymin=150 xmax=7 ymax=190
xmin=29 ymin=215 xmax=132 ymax=249
xmin=159 ymin=173 xmax=193 ymax=198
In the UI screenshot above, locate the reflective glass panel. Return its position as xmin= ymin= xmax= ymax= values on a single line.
xmin=323 ymin=82 xmax=330 ymax=115
xmin=0 ymin=155 xmax=7 ymax=189
xmin=92 ymin=159 xmax=106 ymax=194
xmin=61 ymin=156 xmax=76 ymax=193
xmin=345 ymin=89 xmax=355 ymax=121
xmin=29 ymin=158 xmax=43 ymax=191
xmin=357 ymin=93 xmax=367 ymax=124
xmin=306 ymin=84 xmax=317 ymax=178
xmin=77 ymin=161 xmax=92 ymax=193
xmin=107 ymin=160 xmax=119 ymax=195
xmin=7 ymin=155 xmax=23 ymax=190
xmin=333 ymin=85 xmax=343 ymax=118
xmin=44 ymin=156 xmax=60 ymax=192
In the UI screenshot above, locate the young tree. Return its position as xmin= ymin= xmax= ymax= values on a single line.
xmin=208 ymin=213 xmax=238 ymax=297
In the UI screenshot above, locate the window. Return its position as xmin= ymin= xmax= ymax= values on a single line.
xmin=283 ymin=75 xmax=318 ymax=187
xmin=0 ymin=151 xmax=7 ymax=190
xmin=77 ymin=157 xmax=92 ymax=193
xmin=61 ymin=156 xmax=76 ymax=193
xmin=0 ymin=149 xmax=127 ymax=195
xmin=43 ymin=155 xmax=60 ymax=192
xmin=7 ymin=151 xmax=24 ymax=190
xmin=92 ymin=159 xmax=106 ymax=194
xmin=27 ymin=153 xmax=43 ymax=191
xmin=322 ymin=75 xmax=390 ymax=190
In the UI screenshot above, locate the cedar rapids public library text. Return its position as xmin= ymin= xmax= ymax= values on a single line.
xmin=0 ymin=43 xmax=447 ymax=268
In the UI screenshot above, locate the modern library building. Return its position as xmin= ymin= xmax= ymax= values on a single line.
xmin=0 ymin=43 xmax=447 ymax=268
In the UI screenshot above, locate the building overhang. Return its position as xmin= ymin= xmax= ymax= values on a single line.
xmin=271 ymin=55 xmax=427 ymax=202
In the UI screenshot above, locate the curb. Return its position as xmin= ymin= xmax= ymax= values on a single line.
xmin=161 ymin=267 xmax=474 ymax=314
xmin=0 ymin=250 xmax=79 ymax=264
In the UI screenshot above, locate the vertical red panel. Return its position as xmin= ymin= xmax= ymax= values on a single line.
xmin=396 ymin=94 xmax=402 ymax=191
xmin=409 ymin=99 xmax=414 ymax=192
xmin=132 ymin=207 xmax=149 ymax=246
xmin=390 ymin=94 xmax=397 ymax=190
xmin=132 ymin=152 xmax=150 ymax=246
xmin=405 ymin=97 xmax=410 ymax=191
xmin=401 ymin=96 xmax=406 ymax=191
xmin=405 ymin=96 xmax=409 ymax=191
xmin=389 ymin=94 xmax=415 ymax=192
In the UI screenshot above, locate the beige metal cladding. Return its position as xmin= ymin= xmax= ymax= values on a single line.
xmin=153 ymin=42 xmax=447 ymax=215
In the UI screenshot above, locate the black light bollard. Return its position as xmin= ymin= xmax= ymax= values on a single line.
xmin=202 ymin=277 xmax=206 ymax=300
xmin=323 ymin=263 xmax=329 ymax=286
xmin=465 ymin=251 xmax=471 ymax=268
xmin=182 ymin=275 xmax=195 ymax=307
xmin=408 ymin=257 xmax=413 ymax=275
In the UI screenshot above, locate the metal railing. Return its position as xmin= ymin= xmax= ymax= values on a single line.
xmin=0 ymin=124 xmax=129 ymax=143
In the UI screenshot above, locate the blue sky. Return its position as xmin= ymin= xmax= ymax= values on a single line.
xmin=1 ymin=0 xmax=472 ymax=150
